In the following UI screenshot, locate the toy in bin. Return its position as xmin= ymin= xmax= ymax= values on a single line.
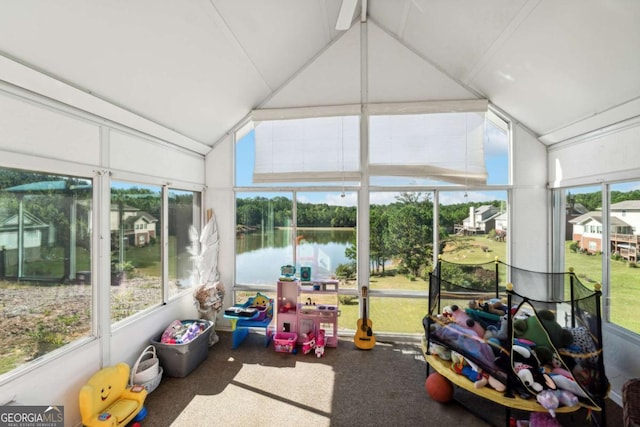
xmin=274 ymin=332 xmax=298 ymax=353
xmin=160 ymin=320 xmax=206 ymax=344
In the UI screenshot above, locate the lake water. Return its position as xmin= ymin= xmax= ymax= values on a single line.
xmin=236 ymin=228 xmax=354 ymax=284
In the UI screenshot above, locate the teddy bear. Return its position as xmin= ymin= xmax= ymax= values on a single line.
xmin=513 ymin=309 xmax=573 ymax=356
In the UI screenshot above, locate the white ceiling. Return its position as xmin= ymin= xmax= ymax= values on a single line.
xmin=0 ymin=0 xmax=638 ymax=154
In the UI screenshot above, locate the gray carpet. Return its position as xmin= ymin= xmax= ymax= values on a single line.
xmin=142 ymin=331 xmax=621 ymax=427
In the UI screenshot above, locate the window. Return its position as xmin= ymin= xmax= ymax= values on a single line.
xmin=0 ymin=167 xmax=92 ymax=375
xmin=561 ymin=186 xmax=602 ymax=265
xmin=110 ymin=181 xmax=162 ymax=323
xmin=368 ymin=108 xmax=509 ymax=187
xmin=295 ymin=191 xmax=356 ymax=282
xmin=439 ymin=191 xmax=508 ymax=264
xmin=368 ymin=191 xmax=434 ymax=290
xmin=168 ymin=189 xmax=201 ymax=299
xmin=557 ymin=184 xmax=640 ymax=333
xmin=234 ymin=191 xmax=356 ymax=287
xmin=253 ymin=116 xmax=359 ymax=184
xmin=369 ymin=112 xmax=487 ymax=186
xmin=366 ymin=189 xmax=436 ymax=332
xmin=235 ymin=103 xmax=511 ymax=337
xmin=609 ymin=181 xmax=640 ymax=333
xmin=235 ymin=192 xmax=293 ymax=288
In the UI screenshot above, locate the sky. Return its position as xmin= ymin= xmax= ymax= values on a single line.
xmin=236 ymin=118 xmax=509 ymax=206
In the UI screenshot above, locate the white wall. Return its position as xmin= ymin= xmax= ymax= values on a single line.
xmin=0 ymin=88 xmax=205 ymax=426
xmin=510 ymin=124 xmax=550 ymax=271
xmin=548 ymin=117 xmax=640 ymax=403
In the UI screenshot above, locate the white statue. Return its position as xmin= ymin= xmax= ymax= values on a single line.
xmin=189 ymin=213 xmax=225 ymax=346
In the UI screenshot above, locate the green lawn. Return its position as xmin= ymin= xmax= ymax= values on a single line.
xmin=337 ymin=235 xmax=508 ymax=335
xmin=565 ymin=242 xmax=640 ymax=333
xmin=440 ymin=234 xmax=507 ymax=264
xmin=338 ymin=236 xmax=640 ymax=337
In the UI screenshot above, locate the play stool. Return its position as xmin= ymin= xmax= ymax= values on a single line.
xmin=224 ymin=298 xmax=274 ymax=349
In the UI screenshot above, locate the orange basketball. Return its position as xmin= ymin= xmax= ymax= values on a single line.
xmin=425 ymin=372 xmax=454 ymax=403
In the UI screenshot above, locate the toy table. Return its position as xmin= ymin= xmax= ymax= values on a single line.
xmin=224 ymin=306 xmax=274 ymax=349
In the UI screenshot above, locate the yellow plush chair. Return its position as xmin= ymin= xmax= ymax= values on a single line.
xmin=79 ymin=362 xmax=147 ymax=427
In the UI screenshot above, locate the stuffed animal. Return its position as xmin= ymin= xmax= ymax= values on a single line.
xmin=485 ymin=314 xmax=509 ymax=343
xmin=553 ymin=389 xmax=579 ymax=407
xmin=441 ymin=306 xmax=454 ymax=322
xmin=537 ymin=390 xmax=560 ymax=417
xmin=548 ymin=373 xmax=589 ymax=398
xmin=547 ymin=353 xmax=573 ymax=379
xmin=514 ymin=361 xmax=543 ymax=392
xmin=563 ymin=325 xmax=599 ymax=368
xmin=478 ymin=298 xmax=508 ymax=316
xmin=512 ymin=344 xmax=557 ymax=393
xmin=430 ymin=320 xmax=498 ymax=370
xmin=450 ymin=351 xmax=506 ymax=392
xmin=450 ymin=304 xmax=485 ymax=337
xmin=465 ymin=357 xmax=506 ymax=392
xmin=429 ymin=342 xmax=452 ymax=360
xmin=513 ymin=309 xmax=572 ymax=354
xmin=538 ymin=310 xmax=573 ymax=348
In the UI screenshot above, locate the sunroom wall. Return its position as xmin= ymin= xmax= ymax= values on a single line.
xmin=0 ymin=87 xmax=205 ymax=426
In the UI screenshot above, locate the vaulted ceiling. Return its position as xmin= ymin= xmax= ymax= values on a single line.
xmin=0 ymin=0 xmax=638 ymax=154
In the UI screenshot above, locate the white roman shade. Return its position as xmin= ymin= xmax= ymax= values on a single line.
xmin=369 ymin=110 xmax=488 ymax=186
xmin=252 ymin=114 xmax=360 ymax=183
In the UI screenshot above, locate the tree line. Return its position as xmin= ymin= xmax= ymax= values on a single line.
xmin=236 ymin=193 xmax=504 ymax=277
xmin=570 ymin=189 xmax=640 ymax=212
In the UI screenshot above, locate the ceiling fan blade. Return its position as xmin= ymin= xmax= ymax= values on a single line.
xmin=336 ymin=0 xmax=358 ymax=30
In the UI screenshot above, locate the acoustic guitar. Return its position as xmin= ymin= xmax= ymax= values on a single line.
xmin=354 ymin=286 xmax=376 ymax=350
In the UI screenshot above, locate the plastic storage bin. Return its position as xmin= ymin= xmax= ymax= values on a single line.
xmin=151 ymin=319 xmax=213 ymax=377
xmin=273 ymin=332 xmax=297 ymax=353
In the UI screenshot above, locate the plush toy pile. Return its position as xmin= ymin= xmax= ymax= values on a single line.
xmin=426 ymin=298 xmax=603 ymax=418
